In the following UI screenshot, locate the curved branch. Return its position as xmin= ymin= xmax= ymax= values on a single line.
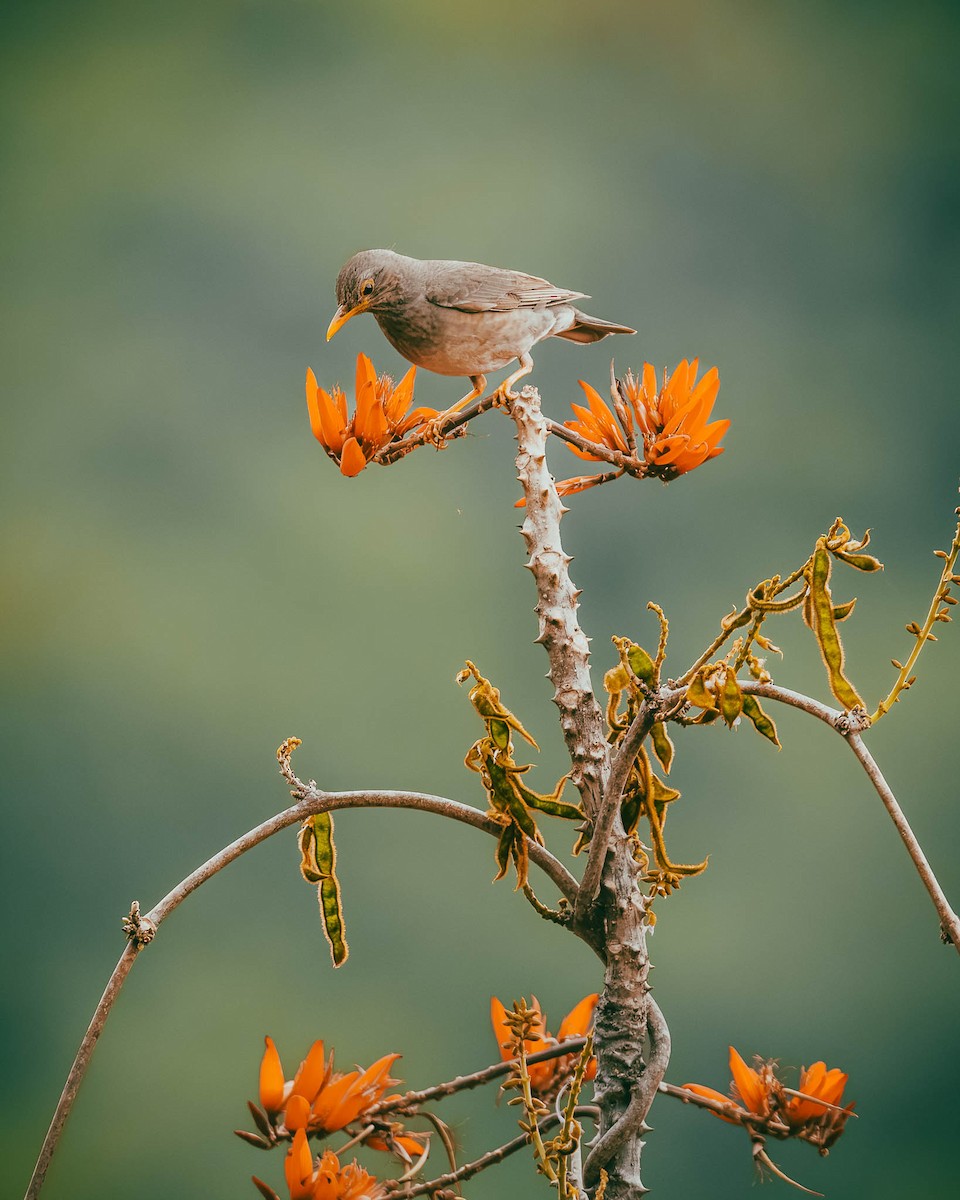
xmin=24 ymin=944 xmax=139 ymax=1200
xmin=25 ymin=788 xmax=579 ymax=1200
xmin=845 ymin=735 xmax=960 ymax=952
xmin=574 ymin=704 xmax=657 ymax=928
xmin=584 ymin=994 xmax=671 ymax=1185
xmin=148 ymin=788 xmax=579 ymax=925
xmin=663 ymin=679 xmax=960 ymax=955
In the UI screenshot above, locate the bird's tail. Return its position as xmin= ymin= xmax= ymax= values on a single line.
xmin=554 ymin=309 xmax=637 ymax=344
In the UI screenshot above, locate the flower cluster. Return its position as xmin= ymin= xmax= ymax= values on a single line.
xmin=252 ymin=1134 xmax=387 ymax=1200
xmin=490 ymin=993 xmax=598 ymax=1094
xmin=252 ymin=1036 xmax=424 ymax=1160
xmin=683 ymin=1045 xmax=855 ymax=1150
xmin=305 ymin=353 xmax=437 ymax=476
xmin=556 ymin=359 xmax=728 ymax=497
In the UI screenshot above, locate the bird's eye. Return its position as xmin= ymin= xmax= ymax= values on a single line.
xmin=361 ymin=278 xmax=375 ymax=297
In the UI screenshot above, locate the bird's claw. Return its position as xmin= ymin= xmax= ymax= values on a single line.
xmin=419 ymin=416 xmax=451 ymax=449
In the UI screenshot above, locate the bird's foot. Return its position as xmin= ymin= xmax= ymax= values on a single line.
xmin=419 ymin=413 xmax=454 ymax=449
xmin=492 ymin=383 xmax=517 ymax=406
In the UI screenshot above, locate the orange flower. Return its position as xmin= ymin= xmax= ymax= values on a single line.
xmin=621 ymin=359 xmax=728 ymax=478
xmin=565 ymin=381 xmax=631 ymax=460
xmin=267 ymin=1132 xmax=388 ymax=1200
xmin=490 ymin=993 xmax=598 ymax=1094
xmin=555 ymin=360 xmax=729 ymax=497
xmin=256 ymin=1037 xmax=405 ymax=1139
xmin=683 ymin=1047 xmax=854 ymax=1147
xmin=305 ymin=353 xmax=437 ymax=476
xmin=785 ymin=1060 xmax=855 ymax=1143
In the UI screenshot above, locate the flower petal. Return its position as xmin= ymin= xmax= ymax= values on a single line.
xmin=385 ymin=366 xmax=417 ymax=424
xmin=339 ymin=437 xmax=367 ymax=477
xmin=259 ymin=1036 xmax=286 ymax=1114
xmin=680 ymin=1083 xmax=742 ymax=1124
xmin=557 ymin=993 xmax=599 ymax=1041
xmin=312 ymin=387 xmax=347 ymax=453
xmin=285 ymin=1128 xmax=315 ymax=1200
xmin=291 ymin=1040 xmax=327 ymax=1103
xmin=728 ymin=1046 xmax=768 ymax=1116
xmin=284 ymin=1092 xmax=311 ymax=1132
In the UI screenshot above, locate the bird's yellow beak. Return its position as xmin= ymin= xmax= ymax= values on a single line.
xmin=326 ymin=300 xmax=370 ymax=342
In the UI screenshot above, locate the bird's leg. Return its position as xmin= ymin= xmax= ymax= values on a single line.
xmin=420 ymin=374 xmax=487 ymax=447
xmin=493 ymin=353 xmax=534 ymax=403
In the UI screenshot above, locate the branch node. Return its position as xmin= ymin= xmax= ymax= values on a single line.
xmin=121 ymin=901 xmax=156 ymax=947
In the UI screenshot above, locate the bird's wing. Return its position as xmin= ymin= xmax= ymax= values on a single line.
xmin=424 ymin=262 xmax=587 ymax=313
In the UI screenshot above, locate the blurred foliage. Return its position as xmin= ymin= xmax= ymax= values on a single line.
xmin=2 ymin=2 xmax=959 ymax=1197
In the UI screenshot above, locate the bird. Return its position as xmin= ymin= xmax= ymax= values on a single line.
xmin=326 ymin=249 xmax=636 ymax=425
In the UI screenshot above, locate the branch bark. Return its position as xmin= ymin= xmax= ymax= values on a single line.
xmin=511 ymin=387 xmax=611 ymax=820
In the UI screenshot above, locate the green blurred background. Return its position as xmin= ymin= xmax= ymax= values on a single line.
xmin=3 ymin=1 xmax=959 ymax=1196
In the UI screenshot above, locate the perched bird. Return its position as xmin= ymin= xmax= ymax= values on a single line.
xmin=326 ymin=249 xmax=635 ymax=422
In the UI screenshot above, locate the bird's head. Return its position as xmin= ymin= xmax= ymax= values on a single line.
xmin=326 ymin=249 xmax=408 ymax=341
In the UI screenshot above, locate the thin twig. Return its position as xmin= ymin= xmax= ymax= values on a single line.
xmin=368 ymin=1038 xmax=588 ymax=1117
xmin=25 ymin=788 xmax=581 ymax=1200
xmin=574 ymin=704 xmax=656 ymax=927
xmin=845 ymin=733 xmax=960 ymax=951
xmin=378 ymin=391 xmax=503 ymax=464
xmin=383 ymin=1111 xmax=597 ymax=1199
xmin=24 ymin=944 xmax=139 ymax=1199
xmin=662 ymin=678 xmax=960 ymax=955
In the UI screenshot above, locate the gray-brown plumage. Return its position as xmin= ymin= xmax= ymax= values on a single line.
xmin=326 ymin=249 xmax=635 ymax=414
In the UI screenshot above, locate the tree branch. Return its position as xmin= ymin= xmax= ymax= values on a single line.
xmin=511 ymin=387 xmax=611 ymax=820
xmin=574 ymin=704 xmax=657 ymax=929
xmin=24 ymin=787 xmax=580 ymax=1200
xmin=845 ymin=733 xmax=960 ymax=951
xmin=662 ymin=679 xmax=960 ymax=955
xmin=584 ymin=994 xmax=670 ymax=1188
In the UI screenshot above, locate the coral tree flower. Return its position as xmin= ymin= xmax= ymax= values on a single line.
xmin=785 ymin=1061 xmax=851 ymax=1126
xmin=490 ymin=993 xmax=598 ymax=1094
xmin=305 ymin=353 xmax=437 ymax=476
xmin=681 ymin=1045 xmax=773 ymax=1123
xmin=556 ymin=360 xmax=729 ymax=497
xmin=264 ymin=1132 xmax=387 ymax=1200
xmin=682 ymin=1046 xmax=855 ymax=1147
xmin=256 ymin=1037 xmax=418 ymax=1145
xmin=621 ymin=359 xmax=728 ymax=477
xmin=784 ymin=1060 xmax=856 ymax=1147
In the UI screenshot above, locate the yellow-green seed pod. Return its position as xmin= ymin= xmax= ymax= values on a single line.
xmin=833 ymin=549 xmax=883 ymax=572
xmin=720 ymin=667 xmax=743 ymax=727
xmin=318 ymin=876 xmax=348 ymax=967
xmin=623 ymin=640 xmax=657 ymax=685
xmin=650 ymin=722 xmax=675 ymax=773
xmin=741 ymin=693 xmax=781 ymax=748
xmin=809 ymin=541 xmax=865 ymax=710
xmin=686 ymin=673 xmax=717 ymax=710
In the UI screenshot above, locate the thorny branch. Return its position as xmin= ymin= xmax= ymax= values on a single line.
xmin=511 ymin=387 xmax=611 ymax=821
xmin=584 ymin=995 xmax=671 ymax=1187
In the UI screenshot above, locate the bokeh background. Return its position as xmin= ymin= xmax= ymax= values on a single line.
xmin=3 ymin=2 xmax=959 ymax=1197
